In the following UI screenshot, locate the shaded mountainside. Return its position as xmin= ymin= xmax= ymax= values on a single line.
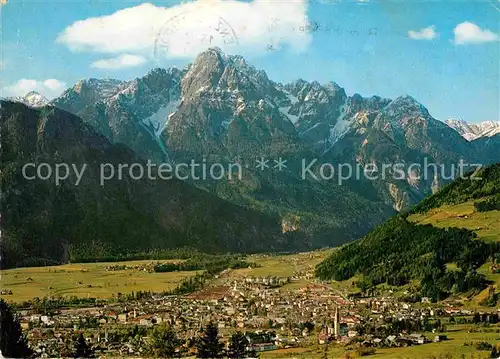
xmin=316 ymin=164 xmax=500 ymax=301
xmin=0 ymin=101 xmax=304 ymax=268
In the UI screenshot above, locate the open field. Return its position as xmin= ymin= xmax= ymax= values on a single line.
xmin=0 ymin=250 xmax=335 ymax=303
xmin=0 ymin=260 xmax=201 ymax=303
xmin=408 ymin=202 xmax=500 ymax=243
xmin=213 ymin=249 xmax=341 ymax=293
xmin=228 ymin=250 xmax=334 ymax=279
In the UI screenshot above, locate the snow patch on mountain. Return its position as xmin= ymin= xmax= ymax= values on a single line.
xmin=278 ymin=91 xmax=300 ymax=124
xmin=445 ymin=118 xmax=500 ymax=141
xmin=327 ymin=99 xmax=350 ymax=147
xmin=9 ymin=91 xmax=49 ymax=108
xmin=143 ymin=100 xmax=181 ymax=136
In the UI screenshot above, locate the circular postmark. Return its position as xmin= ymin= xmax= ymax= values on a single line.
xmin=154 ymin=12 xmax=239 ymax=60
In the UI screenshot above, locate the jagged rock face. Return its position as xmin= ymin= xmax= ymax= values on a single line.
xmin=52 ymin=70 xmax=183 ymax=162
xmin=373 ymin=95 xmax=472 ymax=163
xmin=181 ymin=49 xmax=226 ymax=99
xmin=165 ymin=48 xmax=303 ymax=163
xmin=321 ymin=95 xmax=482 ymax=210
xmin=471 ymin=134 xmax=500 ymax=163
xmin=181 ymin=51 xmax=283 ymax=103
xmin=286 ymin=81 xmax=347 ymax=152
xmin=388 ymin=183 xmax=411 ymax=212
xmin=323 ymin=113 xmax=427 ymax=211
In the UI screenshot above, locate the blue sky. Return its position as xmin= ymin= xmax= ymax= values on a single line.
xmin=1 ymin=0 xmax=499 ymax=123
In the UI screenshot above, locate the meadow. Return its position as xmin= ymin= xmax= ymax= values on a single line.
xmin=0 ymin=259 xmax=201 ymax=303
xmin=0 ymin=251 xmax=335 ymax=303
xmin=408 ymin=201 xmax=500 ymax=243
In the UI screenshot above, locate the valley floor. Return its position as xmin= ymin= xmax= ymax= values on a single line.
xmin=1 ymin=204 xmax=498 ymax=358
xmin=2 ymin=249 xmax=499 ymax=358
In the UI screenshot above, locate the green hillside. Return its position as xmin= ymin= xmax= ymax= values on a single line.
xmin=410 ymin=163 xmax=500 ymax=214
xmin=316 ymin=164 xmax=500 ymax=302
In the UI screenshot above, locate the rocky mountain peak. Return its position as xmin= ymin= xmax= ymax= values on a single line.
xmin=181 ymin=48 xmax=227 ymax=97
xmin=384 ymin=94 xmax=430 ymax=120
xmin=13 ymin=91 xmax=49 ymax=108
xmin=25 ymin=90 xmax=45 ymax=98
xmin=284 ymin=79 xmax=309 ymax=96
xmin=12 ymin=49 xmax=499 ymax=255
xmin=137 ymin=67 xmax=181 ymax=93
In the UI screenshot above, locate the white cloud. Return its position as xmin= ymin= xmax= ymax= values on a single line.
xmin=42 ymin=79 xmax=66 ymax=91
xmin=3 ymin=78 xmax=67 ymax=99
xmin=408 ymin=26 xmax=438 ymax=40
xmin=56 ymin=0 xmax=311 ymax=59
xmin=453 ymin=21 xmax=499 ymax=45
xmin=91 ymin=54 xmax=147 ymax=70
xmin=9 ymin=79 xmax=38 ymax=93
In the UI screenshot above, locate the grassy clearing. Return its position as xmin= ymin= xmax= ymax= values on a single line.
xmin=219 ymin=250 xmax=334 ymax=280
xmin=408 ymin=202 xmax=500 ymax=243
xmin=0 ymin=260 xmax=201 ymax=303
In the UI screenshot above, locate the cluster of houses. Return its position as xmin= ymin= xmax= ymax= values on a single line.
xmin=12 ymin=269 xmax=500 ymax=358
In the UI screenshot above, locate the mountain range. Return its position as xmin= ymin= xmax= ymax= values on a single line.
xmin=3 ymin=48 xmax=499 ymax=267
xmin=48 ymin=50 xmax=500 ymax=209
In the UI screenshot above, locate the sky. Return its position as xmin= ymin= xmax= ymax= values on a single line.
xmin=1 ymin=0 xmax=499 ymax=123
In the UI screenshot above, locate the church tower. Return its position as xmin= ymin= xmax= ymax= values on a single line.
xmin=334 ymin=304 xmax=340 ymax=338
